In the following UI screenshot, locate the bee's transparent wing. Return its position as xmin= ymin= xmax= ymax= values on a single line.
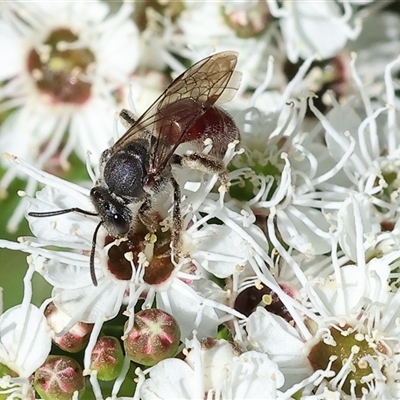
xmin=111 ymin=51 xmax=241 ymax=177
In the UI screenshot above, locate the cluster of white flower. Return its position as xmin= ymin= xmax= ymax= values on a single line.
xmin=1 ymin=1 xmax=400 ymax=399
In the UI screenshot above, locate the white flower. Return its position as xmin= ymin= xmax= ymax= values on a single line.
xmin=267 ymin=0 xmax=362 ymax=63
xmin=230 ymin=91 xmax=335 ymax=256
xmin=309 ymin=56 xmax=400 ymax=226
xmin=0 ymin=267 xmax=52 ymax=399
xmin=349 ymin=11 xmax=400 ymax=98
xmin=138 ymin=336 xmax=284 ymax=399
xmin=0 ymin=140 xmax=247 ymax=342
xmin=187 ymin=198 xmax=271 ymax=281
xmin=0 ymin=1 xmax=140 ymax=230
xmin=167 ymin=1 xmax=274 ymax=91
xmin=189 ymin=224 xmax=248 ymax=278
xmin=0 ymin=141 xmax=253 ymax=400
xmin=247 ymin=307 xmax=313 ymax=392
xmin=336 ymin=193 xmax=381 ymax=262
xmin=246 ymin=192 xmax=400 ymax=398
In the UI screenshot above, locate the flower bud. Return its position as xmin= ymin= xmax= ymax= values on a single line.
xmin=34 ymin=355 xmax=85 ymax=400
xmin=123 ymin=309 xmax=180 ymax=366
xmin=45 ymin=302 xmax=93 ymax=353
xmin=90 ymin=336 xmax=124 ymax=381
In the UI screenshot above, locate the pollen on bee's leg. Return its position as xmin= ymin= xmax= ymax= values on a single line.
xmin=218 ymin=171 xmax=230 ymax=192
xmin=171 ymin=217 xmax=183 ymax=254
xmin=170 ymin=175 xmax=183 ymax=257
xmin=218 ymin=184 xmax=229 ymax=194
xmin=170 ymin=223 xmax=183 ymax=266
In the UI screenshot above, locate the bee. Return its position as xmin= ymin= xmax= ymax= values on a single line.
xmin=29 ymin=51 xmax=242 ymax=286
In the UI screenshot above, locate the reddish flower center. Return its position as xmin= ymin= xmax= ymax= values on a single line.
xmin=27 ymin=28 xmax=95 ymax=104
xmin=222 ymin=1 xmax=271 ymax=39
xmin=106 ymin=230 xmax=174 ymax=285
xmin=234 ymin=283 xmax=293 ymax=322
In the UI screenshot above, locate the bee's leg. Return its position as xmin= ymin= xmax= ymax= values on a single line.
xmin=138 ymin=199 xmax=159 ymax=234
xmin=172 ymin=153 xmax=229 ymax=189
xmin=119 ymin=109 xmax=137 ymax=129
xmin=138 ymin=179 xmax=183 ymax=257
xmin=170 ymin=176 xmax=183 ymax=254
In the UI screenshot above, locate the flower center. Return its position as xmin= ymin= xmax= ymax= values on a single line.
xmin=133 ymin=0 xmax=184 ymax=32
xmin=234 ymin=283 xmax=293 ymax=322
xmin=308 ymin=326 xmax=384 ymax=397
xmin=143 ymin=252 xmax=175 ymax=285
xmin=106 ymin=231 xmax=174 ymax=285
xmin=229 ymin=137 xmax=287 ymax=202
xmin=377 ymin=167 xmax=400 ymax=220
xmin=27 ymin=28 xmax=95 ymax=104
xmin=284 ymin=56 xmax=349 ymax=115
xmin=221 ymin=1 xmax=271 ymax=39
xmin=106 ymin=235 xmax=138 ymax=282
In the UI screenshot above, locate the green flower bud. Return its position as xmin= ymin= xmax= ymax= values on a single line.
xmin=123 ymin=309 xmax=180 ymax=366
xmin=34 ymin=356 xmax=85 ymax=400
xmin=90 ymin=336 xmax=124 ymax=381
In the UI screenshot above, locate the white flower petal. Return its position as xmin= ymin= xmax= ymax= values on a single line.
xmin=31 ymin=256 xmax=92 ymax=289
xmin=0 ymin=21 xmax=24 ymax=81
xmin=52 ymin=279 xmax=126 ymax=323
xmin=274 ymin=1 xmax=356 ymax=62
xmin=0 ymin=304 xmax=51 ymax=377
xmin=70 ymin=97 xmax=117 ymax=162
xmin=247 ymin=308 xmax=312 ymax=390
xmin=190 ymin=225 xmax=248 ymax=278
xmin=311 ymin=263 xmax=391 ymax=316
xmin=185 ymin=338 xmax=237 ymax=391
xmin=96 ymin=4 xmax=139 ymax=80
xmin=324 ymin=104 xmax=369 ymax=172
xmin=140 ymin=359 xmax=197 ymax=400
xmin=27 ymin=185 xmax=96 ymax=244
xmin=157 ymin=281 xmax=220 ymax=340
xmin=0 ymin=105 xmax=60 ymax=168
xmin=277 ymin=205 xmax=331 ymax=255
xmin=247 ymin=307 xmax=304 ymax=357
xmin=337 ymin=195 xmax=380 ymax=262
xmin=224 ymin=351 xmax=284 ymax=399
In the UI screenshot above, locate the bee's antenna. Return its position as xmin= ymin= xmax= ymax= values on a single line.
xmin=90 ymin=220 xmax=104 ymax=287
xmin=28 ymin=208 xmax=98 ymax=218
xmin=28 ymin=207 xmax=101 ymax=286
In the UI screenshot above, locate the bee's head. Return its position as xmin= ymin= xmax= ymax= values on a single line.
xmin=90 ymin=186 xmax=132 ymax=237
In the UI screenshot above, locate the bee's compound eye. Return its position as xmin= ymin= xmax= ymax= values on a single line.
xmin=113 ymin=213 xmax=130 ymax=235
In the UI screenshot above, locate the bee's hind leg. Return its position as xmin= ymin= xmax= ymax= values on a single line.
xmin=172 ymin=153 xmax=229 ymax=190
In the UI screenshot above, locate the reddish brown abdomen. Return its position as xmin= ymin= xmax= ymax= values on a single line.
xmin=184 ymin=106 xmax=239 ymax=156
